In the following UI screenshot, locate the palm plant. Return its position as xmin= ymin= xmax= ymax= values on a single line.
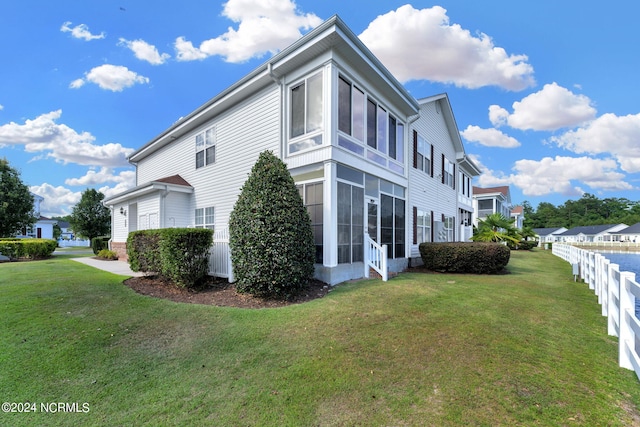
xmin=472 ymin=213 xmax=521 ymax=244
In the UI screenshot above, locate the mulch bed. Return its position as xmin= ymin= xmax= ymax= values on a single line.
xmin=123 ymin=275 xmax=331 ymax=309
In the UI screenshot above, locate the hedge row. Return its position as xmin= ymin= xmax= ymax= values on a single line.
xmin=419 ymin=242 xmax=511 ymax=274
xmin=0 ymin=239 xmax=57 ymax=260
xmin=127 ymin=228 xmax=213 ymax=288
xmin=91 ymin=236 xmax=110 ymax=255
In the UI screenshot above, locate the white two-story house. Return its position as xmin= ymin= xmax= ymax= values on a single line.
xmin=104 ymin=15 xmax=480 ymax=285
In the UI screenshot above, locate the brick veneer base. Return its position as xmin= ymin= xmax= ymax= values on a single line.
xmin=110 ymin=241 xmax=128 ymax=261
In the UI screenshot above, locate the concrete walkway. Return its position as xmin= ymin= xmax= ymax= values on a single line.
xmin=71 ymin=257 xmax=145 ymax=277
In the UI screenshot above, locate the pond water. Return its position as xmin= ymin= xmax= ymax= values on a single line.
xmin=596 ymin=252 xmax=640 ymax=317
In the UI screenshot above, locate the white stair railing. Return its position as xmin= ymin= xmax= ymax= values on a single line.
xmin=364 ymin=232 xmax=388 ymax=281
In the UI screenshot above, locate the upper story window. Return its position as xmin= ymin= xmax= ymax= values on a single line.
xmin=289 ymin=71 xmax=323 ymax=154
xmin=458 ymin=171 xmax=471 ymax=197
xmin=338 ymin=75 xmax=405 ymax=173
xmin=195 ymin=127 xmax=216 ymax=169
xmin=442 ymin=156 xmax=455 ymax=188
xmin=414 ymin=131 xmax=432 ymax=176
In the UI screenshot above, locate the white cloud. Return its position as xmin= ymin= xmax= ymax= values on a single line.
xmin=30 ymin=183 xmax=82 ymax=217
xmin=550 ymin=112 xmax=640 ymax=173
xmin=0 ymin=110 xmax=134 ymax=167
xmin=477 ymin=155 xmax=633 ymax=197
xmin=71 ymin=64 xmax=150 ymax=92
xmin=118 ymin=38 xmax=171 ymax=65
xmin=64 ymin=167 xmax=135 ymax=187
xmin=358 ymin=5 xmax=535 ymax=90
xmin=60 ymin=22 xmax=105 ymax=41
xmin=489 ymin=82 xmax=597 ymax=131
xmin=175 ymin=0 xmax=322 ymax=63
xmin=460 ymin=125 xmax=520 ymax=148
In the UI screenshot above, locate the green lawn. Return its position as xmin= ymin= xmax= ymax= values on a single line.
xmin=1 ymin=250 xmax=639 ymax=426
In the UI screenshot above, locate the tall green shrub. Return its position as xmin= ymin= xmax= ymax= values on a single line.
xmin=229 ymin=151 xmax=315 ymax=299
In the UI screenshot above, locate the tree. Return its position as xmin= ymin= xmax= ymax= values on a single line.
xmin=229 ymin=151 xmax=315 ymax=299
xmin=0 ymin=158 xmax=37 ymax=237
xmin=69 ymin=189 xmax=110 ymax=240
xmin=472 ymin=213 xmax=521 ymax=244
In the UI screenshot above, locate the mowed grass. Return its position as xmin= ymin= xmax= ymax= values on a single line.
xmin=1 ymin=250 xmax=640 ymax=426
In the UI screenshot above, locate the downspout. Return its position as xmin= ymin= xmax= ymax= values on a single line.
xmin=159 ymin=185 xmax=170 ymax=229
xmin=267 ymin=62 xmax=285 ymax=159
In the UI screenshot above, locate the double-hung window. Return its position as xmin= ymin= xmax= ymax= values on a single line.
xmin=289 ymin=71 xmax=323 ymax=153
xmin=196 ymin=127 xmax=216 ymax=169
xmin=443 ymin=157 xmax=455 ymax=188
xmin=416 ymin=210 xmax=431 ymax=244
xmin=415 ymin=133 xmax=432 ymax=175
xmin=195 ymin=207 xmax=215 ymax=230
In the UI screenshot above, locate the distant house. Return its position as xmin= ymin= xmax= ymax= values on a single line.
xmin=510 ymin=205 xmax=525 ymax=229
xmin=103 ymin=15 xmax=481 ymax=285
xmin=472 ymin=186 xmax=513 ymax=227
xmin=615 ymin=222 xmax=640 ymax=243
xmin=557 ymin=224 xmax=628 ymax=243
xmin=533 ymin=227 xmax=568 ymax=244
xmin=15 ymin=193 xmax=55 ymax=239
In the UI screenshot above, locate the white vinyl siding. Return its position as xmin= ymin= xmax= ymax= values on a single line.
xmin=408 ymin=99 xmax=459 ymax=257
xmin=135 ymin=85 xmax=280 ymax=228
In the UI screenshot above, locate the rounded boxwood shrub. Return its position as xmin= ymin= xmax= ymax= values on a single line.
xmin=229 ymin=151 xmax=315 ymax=299
xmin=419 ymin=242 xmax=510 ymax=274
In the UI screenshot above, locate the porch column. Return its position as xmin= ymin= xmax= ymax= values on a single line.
xmin=323 ymin=160 xmax=338 ymax=267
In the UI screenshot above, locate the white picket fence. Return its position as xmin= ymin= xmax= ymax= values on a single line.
xmin=553 ymin=244 xmax=640 ymax=380
xmin=208 ymin=227 xmax=234 ymax=282
xmin=364 ymin=232 xmax=388 ymax=281
xmin=57 ymin=239 xmax=91 ymax=247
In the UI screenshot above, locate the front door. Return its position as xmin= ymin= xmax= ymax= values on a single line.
xmin=367 ymin=199 xmax=379 ymax=242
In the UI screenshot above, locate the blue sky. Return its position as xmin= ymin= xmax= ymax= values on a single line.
xmin=1 ymin=1 xmax=639 ymax=217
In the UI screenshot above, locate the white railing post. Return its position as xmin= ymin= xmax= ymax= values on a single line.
xmin=364 ymin=233 xmax=371 ymax=279
xmin=364 ymin=232 xmax=388 ymax=281
xmin=609 ymin=264 xmax=621 ymax=337
xmin=619 ymin=271 xmax=637 ymax=370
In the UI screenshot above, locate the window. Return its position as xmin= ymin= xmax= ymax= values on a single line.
xmin=196 ymin=127 xmax=216 ymax=169
xmin=414 ymin=131 xmax=432 ymax=175
xmin=195 ymin=207 xmax=215 ymax=230
xmin=443 ymin=215 xmax=455 ymax=242
xmin=289 ymin=71 xmax=323 ymax=153
xmin=337 ymin=182 xmax=364 ymax=264
xmin=416 ymin=210 xmax=431 ymax=244
xmin=297 ymin=182 xmax=324 ymax=263
xmin=337 ymin=75 xmax=405 ymax=171
xmin=443 ymin=156 xmax=455 ymax=188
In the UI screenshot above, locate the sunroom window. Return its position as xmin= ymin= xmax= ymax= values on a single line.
xmin=337 ymin=75 xmax=405 ymax=172
xmin=289 ymin=71 xmax=323 ymax=154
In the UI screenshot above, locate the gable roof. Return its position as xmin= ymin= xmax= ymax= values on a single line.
xmin=128 ymin=15 xmax=420 ymax=164
xmin=533 ymin=227 xmax=566 ymax=236
xmin=618 ymin=222 xmax=640 ymax=234
xmin=104 ymin=174 xmax=193 ymax=205
xmin=418 ymin=93 xmax=480 ymax=177
xmin=511 ymin=206 xmax=523 ymax=215
xmin=558 ymin=224 xmax=625 ymax=236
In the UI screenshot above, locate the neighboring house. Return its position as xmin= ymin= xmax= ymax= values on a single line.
xmin=56 ymin=221 xmax=74 ymax=240
xmin=533 ymin=227 xmax=568 ymax=245
xmin=103 ymin=15 xmax=480 ymax=285
xmin=557 ymin=224 xmax=628 ymax=243
xmin=472 ymin=186 xmax=513 ymax=227
xmin=16 ymin=193 xmax=55 ymax=239
xmin=615 ymin=222 xmax=640 ymax=242
xmin=510 ymin=205 xmax=524 ymax=230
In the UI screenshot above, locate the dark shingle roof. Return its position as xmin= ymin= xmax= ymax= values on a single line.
xmin=558 ymin=224 xmax=622 ymax=236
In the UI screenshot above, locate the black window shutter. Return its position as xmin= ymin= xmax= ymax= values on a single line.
xmin=412 ymin=130 xmax=418 ymax=169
